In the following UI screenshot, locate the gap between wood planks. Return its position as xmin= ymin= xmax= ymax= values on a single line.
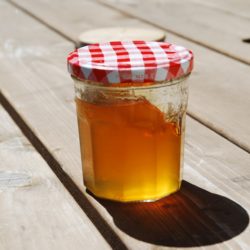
xmin=0 ymin=91 xmax=128 ymax=250
xmin=2 ymin=1 xmax=250 ymax=248
xmin=190 ymin=0 xmax=250 ymax=21
xmin=6 ymin=0 xmax=250 ymax=154
xmin=7 ymin=0 xmax=75 ymax=44
xmin=8 ymin=0 xmax=249 ymax=66
xmin=8 ymin=0 xmax=250 ymax=67
xmin=96 ymin=0 xmax=250 ymax=66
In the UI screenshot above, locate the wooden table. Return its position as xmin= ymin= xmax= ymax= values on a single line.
xmin=0 ymin=0 xmax=250 ymax=249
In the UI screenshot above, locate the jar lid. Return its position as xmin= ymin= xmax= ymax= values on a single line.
xmin=67 ymin=41 xmax=193 ymax=84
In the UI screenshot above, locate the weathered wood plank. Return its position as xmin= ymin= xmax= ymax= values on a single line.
xmin=193 ymin=0 xmax=250 ymax=20
xmin=0 ymin=104 xmax=111 ymax=250
xmin=7 ymin=0 xmax=250 ymax=151
xmin=1 ymin=1 xmax=250 ymax=249
xmin=99 ymin=0 xmax=250 ymax=64
xmin=166 ymin=32 xmax=250 ymax=153
xmin=8 ymin=0 xmax=149 ymax=43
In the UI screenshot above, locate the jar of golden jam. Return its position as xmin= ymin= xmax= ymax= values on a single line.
xmin=67 ymin=41 xmax=193 ymax=202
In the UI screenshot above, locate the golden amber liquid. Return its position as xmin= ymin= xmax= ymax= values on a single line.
xmin=76 ymin=98 xmax=183 ymax=202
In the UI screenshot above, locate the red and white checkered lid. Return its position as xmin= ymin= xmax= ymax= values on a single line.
xmin=67 ymin=41 xmax=193 ymax=84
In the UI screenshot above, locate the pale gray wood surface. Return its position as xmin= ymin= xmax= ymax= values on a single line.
xmin=1 ymin=1 xmax=250 ymax=249
xmin=9 ymin=0 xmax=149 ymax=42
xmin=8 ymin=0 xmax=250 ymax=152
xmin=100 ymin=0 xmax=250 ymax=64
xmin=193 ymin=0 xmax=250 ymax=19
xmin=0 ymin=104 xmax=111 ymax=250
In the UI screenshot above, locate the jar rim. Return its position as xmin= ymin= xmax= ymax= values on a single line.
xmin=72 ymin=73 xmax=189 ymax=91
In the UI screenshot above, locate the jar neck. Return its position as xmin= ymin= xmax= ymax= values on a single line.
xmin=71 ymin=74 xmax=190 ymax=90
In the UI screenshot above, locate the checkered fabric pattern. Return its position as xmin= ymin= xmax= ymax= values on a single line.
xmin=67 ymin=41 xmax=193 ymax=84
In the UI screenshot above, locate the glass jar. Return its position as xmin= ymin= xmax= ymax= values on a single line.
xmin=67 ymin=41 xmax=193 ymax=202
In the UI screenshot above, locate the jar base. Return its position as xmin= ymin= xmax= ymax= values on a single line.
xmin=86 ymin=183 xmax=181 ymax=203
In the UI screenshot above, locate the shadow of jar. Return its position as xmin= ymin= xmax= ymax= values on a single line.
xmin=87 ymin=180 xmax=249 ymax=247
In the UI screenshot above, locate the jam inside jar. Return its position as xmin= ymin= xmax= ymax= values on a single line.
xmin=74 ymin=79 xmax=188 ymax=202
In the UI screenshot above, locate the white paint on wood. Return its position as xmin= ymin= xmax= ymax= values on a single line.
xmin=0 ymin=171 xmax=32 ymax=188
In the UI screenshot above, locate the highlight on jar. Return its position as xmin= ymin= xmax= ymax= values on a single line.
xmin=67 ymin=41 xmax=193 ymax=202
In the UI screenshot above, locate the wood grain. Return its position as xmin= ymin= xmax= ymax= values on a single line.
xmin=99 ymin=0 xmax=250 ymax=64
xmin=193 ymin=0 xmax=250 ymax=20
xmin=7 ymin=0 xmax=250 ymax=151
xmin=9 ymin=0 xmax=150 ymax=43
xmin=1 ymin=1 xmax=250 ymax=249
xmin=0 ymin=104 xmax=111 ymax=250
